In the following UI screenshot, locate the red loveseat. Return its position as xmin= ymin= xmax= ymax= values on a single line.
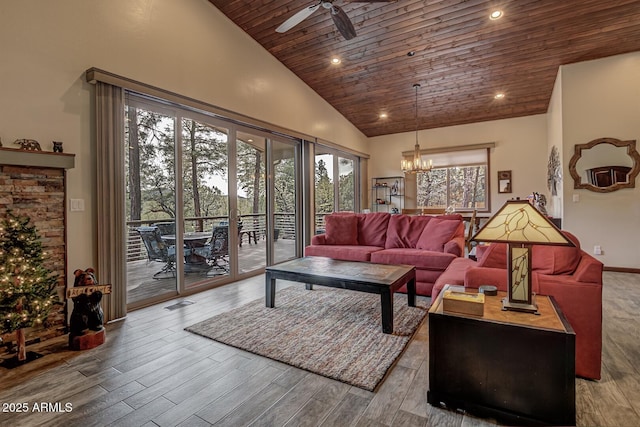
xmin=305 ymin=212 xmax=465 ymax=296
xmin=432 ymin=232 xmax=603 ymax=380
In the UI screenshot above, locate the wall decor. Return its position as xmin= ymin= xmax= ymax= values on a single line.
xmin=568 ymin=137 xmax=640 ymax=193
xmin=14 ymin=138 xmax=42 ymax=151
xmin=547 ymin=146 xmax=561 ymax=196
xmin=498 ymin=170 xmax=512 ymax=193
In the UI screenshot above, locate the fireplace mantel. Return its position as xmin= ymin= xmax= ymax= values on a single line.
xmin=0 ymin=147 xmax=75 ymax=169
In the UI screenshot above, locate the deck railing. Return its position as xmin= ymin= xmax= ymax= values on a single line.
xmin=127 ymin=213 xmax=300 ymax=262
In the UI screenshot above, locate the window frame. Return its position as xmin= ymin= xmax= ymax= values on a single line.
xmin=410 ymin=145 xmax=492 ymax=213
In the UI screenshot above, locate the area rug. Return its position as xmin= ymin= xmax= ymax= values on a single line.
xmin=185 ymin=286 xmax=428 ymax=391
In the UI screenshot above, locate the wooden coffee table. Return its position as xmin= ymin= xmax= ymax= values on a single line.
xmin=428 ymin=285 xmax=575 ymax=426
xmin=265 ymin=257 xmax=416 ymax=334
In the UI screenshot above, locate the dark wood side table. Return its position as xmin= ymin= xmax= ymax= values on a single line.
xmin=428 ymin=285 xmax=575 ymax=426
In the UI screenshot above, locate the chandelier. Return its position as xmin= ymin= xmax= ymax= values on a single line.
xmin=401 ymin=83 xmax=433 ymax=174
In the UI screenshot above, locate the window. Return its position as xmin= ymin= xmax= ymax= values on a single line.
xmin=315 ymin=149 xmax=359 ymax=214
xmin=416 ymin=148 xmax=488 ymax=211
xmin=315 ymin=147 xmax=360 ymax=232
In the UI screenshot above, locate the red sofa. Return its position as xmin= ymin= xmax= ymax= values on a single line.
xmin=305 ymin=212 xmax=465 ymax=296
xmin=432 ymin=232 xmax=603 ymax=380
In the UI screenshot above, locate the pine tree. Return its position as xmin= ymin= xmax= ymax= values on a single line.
xmin=0 ymin=211 xmax=58 ymax=362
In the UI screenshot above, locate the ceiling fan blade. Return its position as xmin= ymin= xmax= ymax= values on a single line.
xmin=330 ymin=6 xmax=357 ymax=40
xmin=276 ymin=4 xmax=321 ymax=33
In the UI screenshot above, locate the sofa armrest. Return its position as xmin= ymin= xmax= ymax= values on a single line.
xmin=311 ymin=234 xmax=327 ymax=245
xmin=475 ymin=244 xmax=490 ymax=260
xmin=444 ymin=236 xmax=465 ymax=257
xmin=464 ymin=266 xmax=508 ymax=291
xmin=572 ymin=252 xmax=603 ymax=283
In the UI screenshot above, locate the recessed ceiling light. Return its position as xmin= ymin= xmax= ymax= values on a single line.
xmin=379 ymin=113 xmax=388 ymax=119
xmin=494 ymin=92 xmax=506 ymax=100
xmin=331 ymin=57 xmax=341 ymax=65
xmin=490 ymin=10 xmax=503 ymax=20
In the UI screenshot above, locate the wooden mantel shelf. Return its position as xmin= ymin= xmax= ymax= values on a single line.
xmin=0 ymin=147 xmax=75 ymax=169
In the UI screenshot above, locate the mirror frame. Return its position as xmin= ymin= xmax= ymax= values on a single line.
xmin=569 ymin=137 xmax=640 ymax=193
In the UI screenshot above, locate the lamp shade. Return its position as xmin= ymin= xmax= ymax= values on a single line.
xmin=472 ymin=200 xmax=574 ymax=246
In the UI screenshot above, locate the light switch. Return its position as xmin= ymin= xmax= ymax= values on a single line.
xmin=572 ymin=194 xmax=579 ymax=202
xmin=70 ymin=199 xmax=85 ymax=212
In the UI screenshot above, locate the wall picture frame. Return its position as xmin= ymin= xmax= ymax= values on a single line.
xmin=498 ymin=170 xmax=512 ymax=193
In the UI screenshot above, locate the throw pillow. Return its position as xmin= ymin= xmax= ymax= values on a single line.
xmin=384 ymin=215 xmax=432 ymax=248
xmin=324 ymin=214 xmax=358 ymax=245
xmin=357 ymin=212 xmax=390 ymax=247
xmin=416 ymin=218 xmax=461 ymax=251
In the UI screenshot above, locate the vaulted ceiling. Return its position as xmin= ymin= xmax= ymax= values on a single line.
xmin=208 ymin=0 xmax=640 ymax=137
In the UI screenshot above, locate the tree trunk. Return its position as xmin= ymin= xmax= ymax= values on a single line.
xmin=128 ymin=106 xmax=142 ymax=221
xmin=472 ymin=166 xmax=480 ymax=207
xmin=189 ymin=121 xmax=203 ymax=231
xmin=16 ymin=328 xmax=26 ymax=361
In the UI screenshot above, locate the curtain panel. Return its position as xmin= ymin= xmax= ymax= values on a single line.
xmin=94 ymin=82 xmax=127 ymax=322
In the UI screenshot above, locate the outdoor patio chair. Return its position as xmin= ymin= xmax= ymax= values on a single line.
xmin=136 ymin=226 xmax=177 ymax=279
xmin=194 ymin=226 xmax=229 ymax=273
xmin=152 ymin=221 xmax=176 ymax=236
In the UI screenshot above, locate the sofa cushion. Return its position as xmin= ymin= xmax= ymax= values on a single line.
xmin=532 ymin=231 xmax=582 ymax=274
xmin=384 ymin=215 xmax=433 ymax=249
xmin=356 ymin=212 xmax=390 ymax=247
xmin=477 ymin=232 xmax=582 ymax=275
xmin=305 ymin=245 xmax=382 ymax=262
xmin=325 ymin=214 xmax=358 ymax=245
xmin=416 ymin=218 xmax=461 ymax=251
xmin=371 ymin=248 xmax=456 ymax=270
xmin=477 ymin=243 xmax=508 ymax=268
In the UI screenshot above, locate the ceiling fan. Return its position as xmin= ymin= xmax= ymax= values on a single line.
xmin=276 ymin=1 xmax=396 ymax=40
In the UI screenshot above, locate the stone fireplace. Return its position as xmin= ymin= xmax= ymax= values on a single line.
xmin=0 ymin=147 xmax=75 ymax=356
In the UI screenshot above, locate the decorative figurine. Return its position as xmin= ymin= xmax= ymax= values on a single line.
xmin=532 ymin=192 xmax=549 ymax=216
xmin=391 ymin=180 xmax=399 ymax=195
xmin=52 ymin=141 xmax=63 ymax=153
xmin=14 ymin=139 xmax=42 ymax=151
xmin=68 ymin=268 xmax=106 ymax=349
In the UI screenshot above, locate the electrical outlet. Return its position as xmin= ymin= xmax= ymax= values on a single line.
xmin=594 ymin=245 xmax=602 ymax=255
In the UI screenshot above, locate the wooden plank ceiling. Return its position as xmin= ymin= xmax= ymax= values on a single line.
xmin=208 ymin=0 xmax=640 ymax=137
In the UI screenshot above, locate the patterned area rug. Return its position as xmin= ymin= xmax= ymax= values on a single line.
xmin=185 ymin=286 xmax=428 ymax=391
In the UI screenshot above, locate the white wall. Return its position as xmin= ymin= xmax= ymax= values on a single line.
xmin=547 ymin=69 xmax=564 ymax=219
xmin=368 ymin=115 xmax=548 ymax=213
xmin=559 ymin=52 xmax=640 ymax=269
xmin=0 ymin=0 xmax=367 ymax=273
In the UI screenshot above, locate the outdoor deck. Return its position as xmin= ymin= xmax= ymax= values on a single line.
xmin=127 ymin=238 xmax=296 ymax=305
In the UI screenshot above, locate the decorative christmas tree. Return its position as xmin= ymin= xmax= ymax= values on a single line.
xmin=0 ymin=211 xmax=58 ymax=363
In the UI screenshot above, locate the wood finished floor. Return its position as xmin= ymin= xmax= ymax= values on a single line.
xmin=1 ymin=271 xmax=639 ymax=427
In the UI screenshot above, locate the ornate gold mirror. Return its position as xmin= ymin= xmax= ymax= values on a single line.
xmin=569 ymin=137 xmax=640 ymax=193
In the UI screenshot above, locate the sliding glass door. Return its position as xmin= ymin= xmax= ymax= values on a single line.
xmin=236 ymin=130 xmax=266 ymax=274
xmin=124 ymin=94 xmax=302 ymax=308
xmin=271 ymin=139 xmax=299 ymax=264
xmin=125 ymin=102 xmax=178 ymax=304
xmin=181 ymin=118 xmax=231 ymax=287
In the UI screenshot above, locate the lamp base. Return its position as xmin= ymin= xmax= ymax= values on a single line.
xmin=501 ymin=297 xmax=540 ymax=315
